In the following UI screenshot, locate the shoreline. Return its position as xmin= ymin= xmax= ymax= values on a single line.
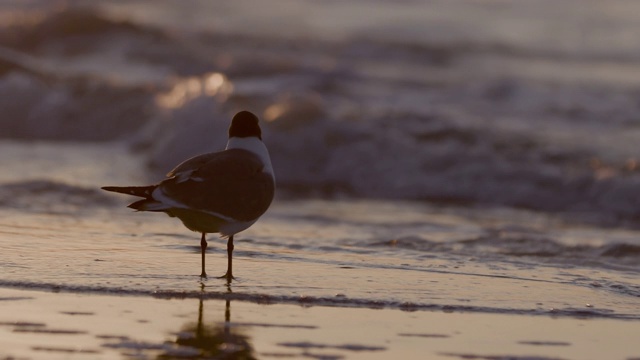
xmin=0 ymin=281 xmax=637 ymax=321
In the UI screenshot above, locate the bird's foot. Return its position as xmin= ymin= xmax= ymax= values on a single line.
xmin=200 ymin=271 xmax=208 ymax=279
xmin=217 ymin=272 xmax=235 ymax=282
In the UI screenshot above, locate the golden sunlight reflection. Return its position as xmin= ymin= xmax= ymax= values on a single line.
xmin=0 ymin=10 xmax=45 ymax=28
xmin=588 ymin=156 xmax=640 ymax=180
xmin=263 ymin=103 xmax=287 ymax=122
xmin=203 ymin=73 xmax=227 ymax=96
xmin=625 ymin=158 xmax=638 ymax=171
xmin=262 ymin=93 xmax=325 ymax=126
xmin=156 ymin=72 xmax=233 ymax=109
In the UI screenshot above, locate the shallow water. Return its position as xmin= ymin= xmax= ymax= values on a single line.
xmin=1 ymin=141 xmax=639 ymax=320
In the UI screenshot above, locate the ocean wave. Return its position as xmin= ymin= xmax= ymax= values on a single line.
xmin=0 ymin=7 xmax=160 ymax=141
xmin=367 ymin=231 xmax=640 ymax=273
xmin=1 ymin=5 xmax=640 ymax=224
xmin=0 ymin=179 xmax=116 ymax=213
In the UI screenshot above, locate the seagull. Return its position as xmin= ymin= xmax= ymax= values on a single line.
xmin=102 ymin=111 xmax=275 ymax=281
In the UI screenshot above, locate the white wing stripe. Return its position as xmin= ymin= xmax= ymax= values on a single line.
xmin=150 ymin=187 xmax=238 ymax=222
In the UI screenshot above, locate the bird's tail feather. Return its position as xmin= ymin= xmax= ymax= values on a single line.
xmin=101 ymin=185 xmax=156 ymax=198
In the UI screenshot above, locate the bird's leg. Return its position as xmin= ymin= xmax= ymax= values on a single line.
xmin=200 ymin=233 xmax=208 ymax=278
xmin=219 ymin=235 xmax=235 ymax=282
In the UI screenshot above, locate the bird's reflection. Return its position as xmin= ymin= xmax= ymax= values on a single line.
xmin=160 ymin=292 xmax=256 ymax=359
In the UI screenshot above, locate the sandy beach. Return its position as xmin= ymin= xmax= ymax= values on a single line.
xmin=1 ymin=183 xmax=640 ymax=359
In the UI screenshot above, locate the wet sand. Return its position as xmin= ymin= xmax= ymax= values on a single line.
xmin=2 ymin=203 xmax=639 ymax=317
xmin=0 ymin=287 xmax=638 ymax=360
xmin=1 ymin=202 xmax=639 ymax=359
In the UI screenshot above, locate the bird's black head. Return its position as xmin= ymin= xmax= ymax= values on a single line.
xmin=228 ymin=111 xmax=262 ymax=139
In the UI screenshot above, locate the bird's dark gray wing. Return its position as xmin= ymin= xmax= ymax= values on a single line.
xmin=159 ymin=149 xmax=275 ymax=222
xmin=167 ymin=152 xmax=222 ymax=182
